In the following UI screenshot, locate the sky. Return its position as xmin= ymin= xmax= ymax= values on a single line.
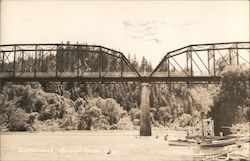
xmin=0 ymin=0 xmax=249 ymax=67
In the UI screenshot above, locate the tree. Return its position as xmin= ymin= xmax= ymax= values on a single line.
xmin=139 ymin=56 xmax=148 ymax=72
xmin=189 ymin=86 xmax=214 ymax=118
xmin=210 ymin=65 xmax=250 ymax=135
xmin=131 ymin=55 xmax=139 ymax=71
xmin=97 ymin=98 xmax=123 ymax=125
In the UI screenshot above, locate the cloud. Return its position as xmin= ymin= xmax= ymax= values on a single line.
xmin=170 ymin=21 xmax=200 ymax=28
xmin=123 ymin=20 xmax=165 ymax=27
xmin=124 ymin=20 xmax=166 ymax=43
xmin=124 ymin=19 xmax=201 ymax=44
xmin=146 ymin=38 xmax=163 ymax=43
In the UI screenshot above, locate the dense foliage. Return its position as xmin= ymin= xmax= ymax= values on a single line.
xmin=0 ymin=84 xmax=130 ymax=131
xmin=210 ymin=65 xmax=250 ymax=135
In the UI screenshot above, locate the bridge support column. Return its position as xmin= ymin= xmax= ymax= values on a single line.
xmin=0 ymin=80 xmax=4 ymax=94
xmin=140 ymin=83 xmax=151 ymax=136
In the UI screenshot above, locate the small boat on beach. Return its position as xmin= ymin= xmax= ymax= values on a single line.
xmin=169 ymin=136 xmax=250 ymax=147
xmin=186 ymin=135 xmax=237 ymax=141
xmin=200 ymin=138 xmax=237 ymax=148
xmin=168 ymin=139 xmax=197 ymax=146
xmin=200 ymin=137 xmax=250 ymax=148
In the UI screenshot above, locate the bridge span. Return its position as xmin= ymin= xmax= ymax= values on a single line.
xmin=0 ymin=42 xmax=249 ymax=83
xmin=0 ymin=42 xmax=249 ymax=136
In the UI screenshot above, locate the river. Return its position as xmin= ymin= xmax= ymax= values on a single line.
xmin=0 ymin=130 xmax=248 ymax=161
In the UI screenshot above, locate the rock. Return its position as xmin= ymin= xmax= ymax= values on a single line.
xmin=164 ymin=134 xmax=168 ymax=140
xmin=106 ymin=149 xmax=111 ymax=154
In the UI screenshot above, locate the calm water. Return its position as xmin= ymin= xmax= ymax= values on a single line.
xmin=0 ymin=130 xmax=246 ymax=161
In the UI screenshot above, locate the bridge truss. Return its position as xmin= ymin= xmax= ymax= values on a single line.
xmin=0 ymin=43 xmax=141 ymax=83
xmin=0 ymin=42 xmax=249 ymax=83
xmin=150 ymin=42 xmax=250 ymax=83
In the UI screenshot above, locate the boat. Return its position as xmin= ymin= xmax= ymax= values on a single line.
xmin=200 ymin=138 xmax=237 ymax=147
xmin=186 ymin=135 xmax=236 ymax=140
xmin=168 ymin=139 xmax=197 ymax=146
xmin=238 ymin=136 xmax=250 ymax=142
xmin=205 ymin=135 xmax=236 ymax=140
xmin=201 ymin=136 xmax=250 ymax=148
xmin=194 ymin=145 xmax=246 ymax=161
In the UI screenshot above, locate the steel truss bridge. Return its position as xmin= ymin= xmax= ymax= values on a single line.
xmin=0 ymin=42 xmax=249 ymax=84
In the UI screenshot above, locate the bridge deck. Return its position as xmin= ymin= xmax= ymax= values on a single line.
xmin=0 ymin=72 xmax=221 ymax=83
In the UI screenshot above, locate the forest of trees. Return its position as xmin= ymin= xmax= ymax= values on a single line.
xmin=0 ymin=46 xmax=249 ymax=135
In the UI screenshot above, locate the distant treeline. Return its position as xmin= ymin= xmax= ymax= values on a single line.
xmin=1 ymin=44 xmax=152 ymax=73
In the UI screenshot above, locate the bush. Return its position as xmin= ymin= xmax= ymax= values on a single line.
xmin=78 ymin=105 xmax=102 ymax=130
xmin=133 ymin=119 xmax=140 ymax=126
xmin=173 ymin=113 xmax=192 ymax=128
xmin=158 ymin=106 xmax=172 ymax=125
xmin=93 ymin=115 xmax=109 ymax=130
xmin=59 ymin=106 xmax=78 ymax=130
xmin=8 ymin=108 xmax=30 ymax=131
xmin=230 ymin=122 xmax=250 ymax=135
xmin=129 ymin=108 xmax=140 ymax=121
xmin=98 ymin=98 xmax=123 ymax=125
xmin=117 ymin=115 xmax=134 ymax=130
xmin=32 ymin=119 xmax=60 ymax=131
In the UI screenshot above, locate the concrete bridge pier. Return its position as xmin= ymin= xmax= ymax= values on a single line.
xmin=140 ymin=83 xmax=152 ymax=136
xmin=0 ymin=81 xmax=3 ymax=94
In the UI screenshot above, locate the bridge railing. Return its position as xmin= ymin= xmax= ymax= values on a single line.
xmin=0 ymin=72 xmax=141 ymax=78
